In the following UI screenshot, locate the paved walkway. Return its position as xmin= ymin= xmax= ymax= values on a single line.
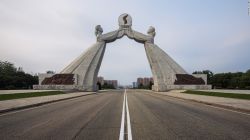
xmin=198 ymin=89 xmax=250 ymax=94
xmin=154 ymin=90 xmax=250 ymax=112
xmin=0 ymin=92 xmax=95 ymax=113
xmin=0 ymin=90 xmax=56 ymax=94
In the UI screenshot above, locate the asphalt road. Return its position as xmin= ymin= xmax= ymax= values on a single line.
xmin=0 ymin=90 xmax=250 ymax=140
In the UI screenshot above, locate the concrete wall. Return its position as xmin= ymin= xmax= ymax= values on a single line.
xmin=33 ymin=85 xmax=79 ymax=90
xmin=36 ymin=74 xmax=78 ymax=86
xmin=192 ymin=74 xmax=208 ymax=85
xmin=38 ymin=73 xmax=55 ymax=85
xmin=152 ymin=85 xmax=212 ymax=91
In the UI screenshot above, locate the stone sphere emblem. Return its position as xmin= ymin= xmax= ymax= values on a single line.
xmin=118 ymin=13 xmax=132 ymax=28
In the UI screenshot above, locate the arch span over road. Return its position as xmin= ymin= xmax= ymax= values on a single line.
xmin=34 ymin=13 xmax=211 ymax=91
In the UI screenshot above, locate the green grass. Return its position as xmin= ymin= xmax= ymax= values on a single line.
xmin=0 ymin=91 xmax=65 ymax=101
xmin=182 ymin=90 xmax=250 ymax=100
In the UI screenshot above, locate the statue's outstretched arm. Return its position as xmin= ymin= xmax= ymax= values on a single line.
xmin=98 ymin=30 xmax=122 ymax=43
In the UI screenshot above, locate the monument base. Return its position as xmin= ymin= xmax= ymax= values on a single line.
xmin=152 ymin=84 xmax=212 ymax=92
xmin=33 ymin=85 xmax=96 ymax=91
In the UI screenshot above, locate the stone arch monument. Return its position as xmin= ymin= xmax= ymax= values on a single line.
xmin=34 ymin=14 xmax=211 ymax=91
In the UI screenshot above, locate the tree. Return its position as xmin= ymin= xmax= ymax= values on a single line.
xmin=149 ymin=81 xmax=154 ymax=90
xmin=97 ymin=82 xmax=102 ymax=90
xmin=209 ymin=70 xmax=250 ymax=89
xmin=0 ymin=61 xmax=16 ymax=74
xmin=239 ymin=70 xmax=250 ymax=89
xmin=138 ymin=83 xmax=143 ymax=89
xmin=0 ymin=61 xmax=38 ymax=89
xmin=102 ymin=82 xmax=115 ymax=89
xmin=46 ymin=70 xmax=55 ymax=74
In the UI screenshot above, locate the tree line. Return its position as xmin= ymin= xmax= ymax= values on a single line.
xmin=96 ymin=82 xmax=116 ymax=90
xmin=193 ymin=70 xmax=250 ymax=89
xmin=0 ymin=61 xmax=38 ymax=89
xmin=137 ymin=81 xmax=154 ymax=90
xmin=1 ymin=60 xmax=249 ymax=90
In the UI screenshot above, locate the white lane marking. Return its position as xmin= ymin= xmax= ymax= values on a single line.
xmin=119 ymin=91 xmax=126 ymax=140
xmin=125 ymin=89 xmax=133 ymax=140
xmin=119 ymin=89 xmax=133 ymax=140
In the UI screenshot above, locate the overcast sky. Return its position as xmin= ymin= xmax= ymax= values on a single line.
xmin=0 ymin=0 xmax=250 ymax=85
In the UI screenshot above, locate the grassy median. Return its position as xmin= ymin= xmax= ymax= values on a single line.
xmin=182 ymin=90 xmax=250 ymax=100
xmin=0 ymin=91 xmax=65 ymax=101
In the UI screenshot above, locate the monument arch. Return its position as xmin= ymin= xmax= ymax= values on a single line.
xmin=34 ymin=14 xmax=211 ymax=91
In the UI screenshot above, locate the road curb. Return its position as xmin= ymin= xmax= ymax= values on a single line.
xmin=146 ymin=90 xmax=250 ymax=114
xmin=0 ymin=92 xmax=96 ymax=114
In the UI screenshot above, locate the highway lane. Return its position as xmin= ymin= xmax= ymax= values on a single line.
xmin=0 ymin=89 xmax=250 ymax=140
xmin=127 ymin=90 xmax=250 ymax=140
xmin=0 ymin=90 xmax=124 ymax=140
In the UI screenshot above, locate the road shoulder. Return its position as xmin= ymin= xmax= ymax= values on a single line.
xmin=140 ymin=89 xmax=250 ymax=114
xmin=0 ymin=91 xmax=96 ymax=114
